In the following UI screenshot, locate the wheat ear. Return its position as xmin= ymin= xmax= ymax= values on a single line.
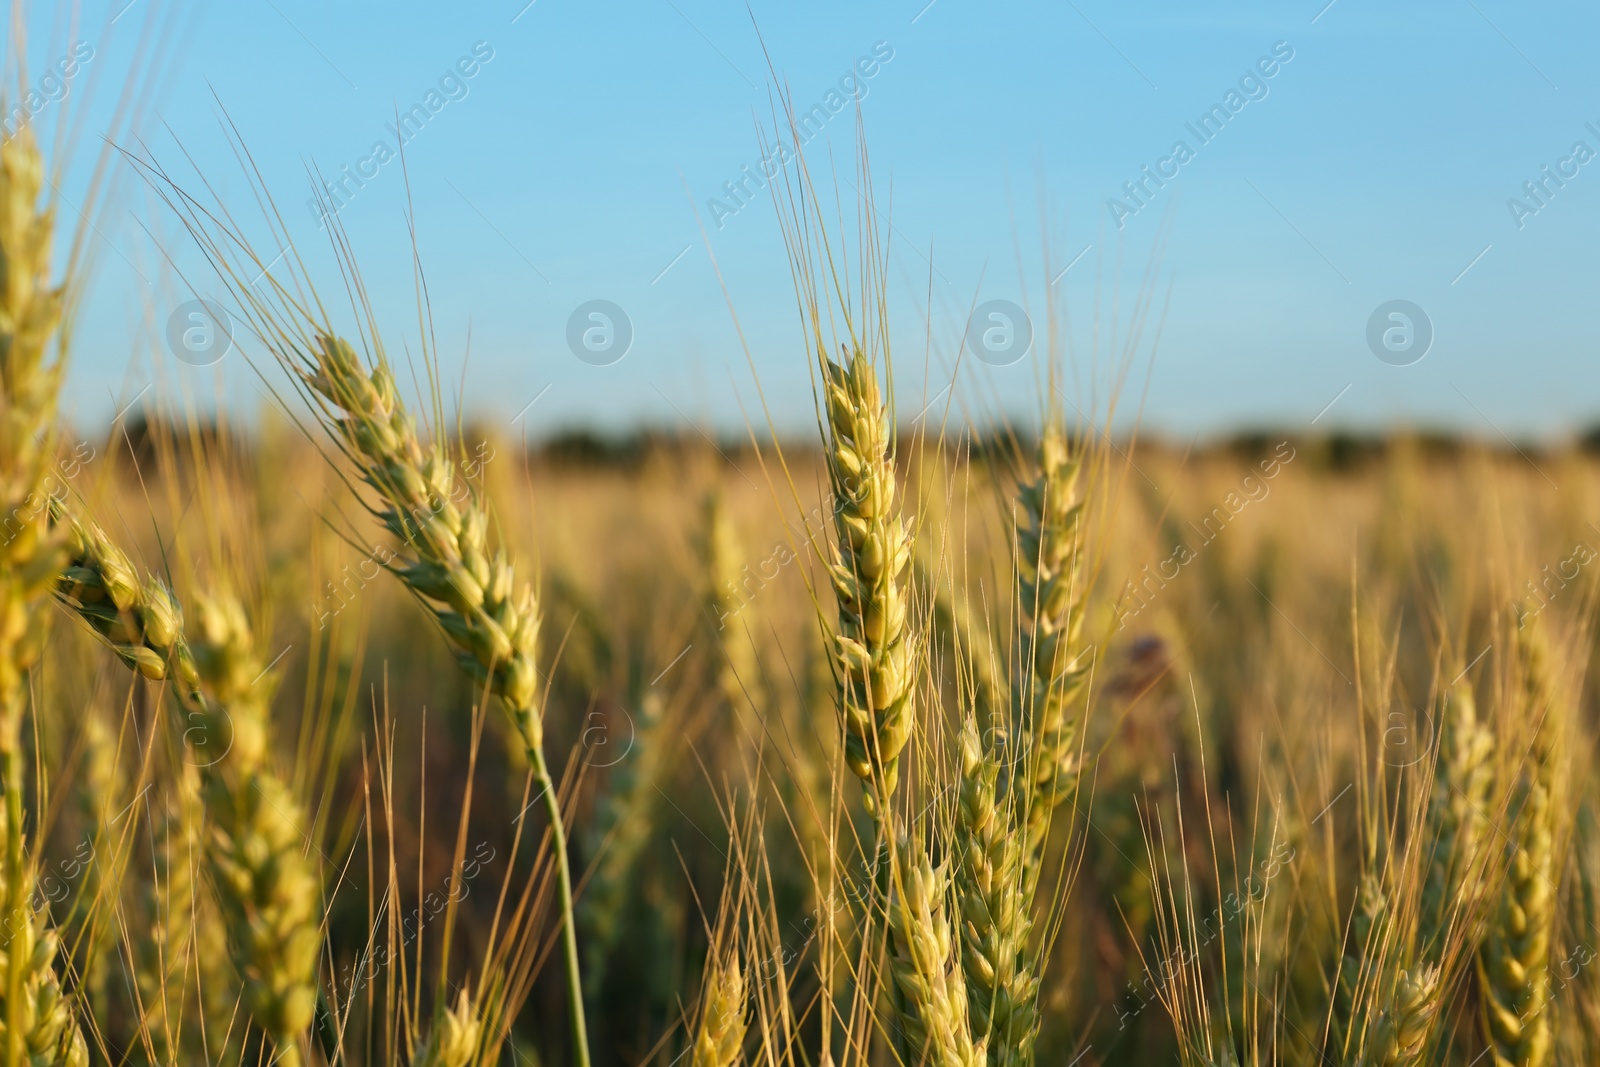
xmin=1015 ymin=425 xmax=1087 ymax=865
xmin=297 ymin=333 xmax=588 ymax=1067
xmin=890 ymin=835 xmax=986 ymax=1067
xmin=1419 ymin=676 xmax=1492 ymax=952
xmin=187 ymin=594 xmax=320 ymax=1067
xmin=412 ymin=987 xmax=482 ymax=1067
xmin=1477 ymin=631 xmax=1562 ymax=1067
xmin=690 ymin=950 xmax=747 ymax=1067
xmin=820 ymin=346 xmax=913 ymax=813
xmin=702 ymin=491 xmax=758 ymax=713
xmin=954 ymin=719 xmax=1036 ymax=1067
xmin=1363 ymin=965 xmax=1440 ymax=1067
xmin=55 ymin=513 xmax=318 ymax=1062
xmin=0 ymin=125 xmax=87 ymax=1067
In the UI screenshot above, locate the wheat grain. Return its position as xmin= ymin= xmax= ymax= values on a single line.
xmin=703 ymin=491 xmax=759 ymax=714
xmin=294 ymin=332 xmax=590 ymax=1067
xmin=304 ymin=336 xmax=541 ymax=753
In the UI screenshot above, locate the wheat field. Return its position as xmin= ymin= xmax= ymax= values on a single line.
xmin=4 ymin=32 xmax=1600 ymax=1067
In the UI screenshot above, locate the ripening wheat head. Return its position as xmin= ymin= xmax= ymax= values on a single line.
xmin=821 ymin=346 xmax=913 ymax=813
xmin=1477 ymin=625 xmax=1565 ymax=1067
xmin=890 ymin=833 xmax=986 ymax=1067
xmin=691 ymin=951 xmax=748 ymax=1067
xmin=0 ymin=125 xmax=87 ymax=1067
xmin=954 ymin=718 xmax=1037 ymax=1067
xmin=1015 ymin=424 xmax=1087 ymax=864
xmin=187 ymin=593 xmax=320 ymax=1067
xmin=1419 ymin=675 xmax=1492 ymax=953
xmin=304 ymin=334 xmax=542 ymax=757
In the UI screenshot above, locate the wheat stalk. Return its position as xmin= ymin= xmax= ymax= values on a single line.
xmin=820 ymin=346 xmax=913 ymax=814
xmin=954 ymin=718 xmax=1036 ymax=1067
xmin=1015 ymin=425 xmax=1087 ymax=866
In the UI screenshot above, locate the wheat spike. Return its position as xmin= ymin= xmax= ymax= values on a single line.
xmin=953 ymin=719 xmax=1037 ymax=1067
xmin=1363 ymin=965 xmax=1440 ymax=1067
xmin=819 ymin=346 xmax=913 ymax=811
xmin=0 ymin=123 xmax=86 ymax=1067
xmin=294 ymin=333 xmax=590 ymax=1066
xmin=890 ymin=836 xmax=986 ymax=1067
xmin=1477 ymin=630 xmax=1562 ymax=1067
xmin=185 ymin=594 xmax=320 ymax=1067
xmin=412 ymin=987 xmax=482 ymax=1067
xmin=703 ymin=491 xmax=758 ymax=713
xmin=53 ymin=503 xmax=195 ymax=691
xmin=1016 ymin=425 xmax=1087 ymax=863
xmin=305 ymin=336 xmax=541 ymax=753
xmin=691 ymin=951 xmax=747 ymax=1067
xmin=1419 ymin=677 xmax=1492 ymax=952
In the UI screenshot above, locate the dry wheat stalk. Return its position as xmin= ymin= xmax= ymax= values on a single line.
xmin=0 ymin=124 xmax=86 ymax=1067
xmin=954 ymin=718 xmax=1036 ymax=1067
xmin=820 ymin=346 xmax=913 ymax=813
xmin=890 ymin=835 xmax=986 ymax=1067
xmin=1015 ymin=425 xmax=1087 ymax=866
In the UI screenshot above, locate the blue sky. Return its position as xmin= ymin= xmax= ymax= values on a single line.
xmin=27 ymin=0 xmax=1600 ymax=440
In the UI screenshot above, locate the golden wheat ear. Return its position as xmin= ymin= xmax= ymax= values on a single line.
xmin=819 ymin=346 xmax=914 ymax=815
xmin=410 ymin=987 xmax=483 ymax=1067
xmin=0 ymin=122 xmax=88 ymax=1067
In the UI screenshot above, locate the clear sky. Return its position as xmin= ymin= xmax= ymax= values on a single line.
xmin=26 ymin=0 xmax=1600 ymax=440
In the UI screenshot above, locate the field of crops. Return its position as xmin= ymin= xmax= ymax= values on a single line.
xmin=5 ymin=41 xmax=1600 ymax=1067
